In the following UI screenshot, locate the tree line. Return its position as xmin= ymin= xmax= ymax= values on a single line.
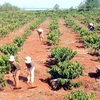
xmin=78 ymin=0 xmax=100 ymax=11
xmin=0 ymin=3 xmax=20 ymax=11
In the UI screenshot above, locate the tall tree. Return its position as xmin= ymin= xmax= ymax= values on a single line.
xmin=53 ymin=4 xmax=60 ymax=10
xmin=78 ymin=0 xmax=100 ymax=11
xmin=85 ymin=0 xmax=95 ymax=10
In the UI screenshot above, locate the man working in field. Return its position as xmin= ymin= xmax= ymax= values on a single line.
xmin=37 ymin=28 xmax=44 ymax=42
xmin=9 ymin=56 xmax=21 ymax=90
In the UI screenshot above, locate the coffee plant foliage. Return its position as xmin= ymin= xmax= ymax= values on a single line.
xmin=51 ymin=46 xmax=77 ymax=63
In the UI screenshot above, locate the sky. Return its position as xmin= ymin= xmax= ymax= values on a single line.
xmin=0 ymin=0 xmax=85 ymax=9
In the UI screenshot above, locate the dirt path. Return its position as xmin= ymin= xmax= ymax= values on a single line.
xmin=71 ymin=17 xmax=89 ymax=30
xmin=1 ymin=18 xmax=100 ymax=100
xmin=0 ymin=20 xmax=35 ymax=46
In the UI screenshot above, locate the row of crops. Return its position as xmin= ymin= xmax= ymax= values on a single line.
xmin=0 ymin=11 xmax=46 ymax=37
xmin=45 ymin=13 xmax=95 ymax=99
xmin=47 ymin=15 xmax=61 ymax=45
xmin=63 ymin=12 xmax=100 ymax=56
xmin=70 ymin=10 xmax=100 ymax=33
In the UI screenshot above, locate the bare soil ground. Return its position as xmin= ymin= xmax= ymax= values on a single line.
xmin=0 ymin=18 xmax=100 ymax=100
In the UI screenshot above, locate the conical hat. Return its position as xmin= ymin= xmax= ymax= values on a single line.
xmin=89 ymin=23 xmax=93 ymax=26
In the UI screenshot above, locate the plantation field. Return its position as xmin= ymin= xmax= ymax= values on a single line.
xmin=0 ymin=10 xmax=100 ymax=100
xmin=0 ymin=16 xmax=99 ymax=100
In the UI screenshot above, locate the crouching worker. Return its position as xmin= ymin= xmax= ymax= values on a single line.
xmin=37 ymin=28 xmax=44 ymax=42
xmin=88 ymin=23 xmax=94 ymax=31
xmin=9 ymin=56 xmax=21 ymax=89
xmin=25 ymin=56 xmax=35 ymax=89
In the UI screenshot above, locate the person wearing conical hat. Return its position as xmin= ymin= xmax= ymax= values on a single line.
xmin=9 ymin=55 xmax=21 ymax=89
xmin=25 ymin=56 xmax=35 ymax=89
xmin=88 ymin=23 xmax=94 ymax=31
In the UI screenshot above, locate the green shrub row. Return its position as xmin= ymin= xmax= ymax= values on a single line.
xmin=65 ymin=90 xmax=94 ymax=100
xmin=47 ymin=46 xmax=84 ymax=90
xmin=65 ymin=16 xmax=100 ymax=55
xmin=47 ymin=17 xmax=61 ymax=45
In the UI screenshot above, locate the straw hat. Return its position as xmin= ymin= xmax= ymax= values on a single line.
xmin=38 ymin=28 xmax=43 ymax=33
xmin=9 ymin=56 xmax=15 ymax=62
xmin=89 ymin=23 xmax=93 ymax=26
xmin=25 ymin=56 xmax=32 ymax=63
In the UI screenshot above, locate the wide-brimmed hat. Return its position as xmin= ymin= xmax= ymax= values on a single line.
xmin=9 ymin=56 xmax=15 ymax=62
xmin=25 ymin=56 xmax=32 ymax=63
xmin=38 ymin=28 xmax=43 ymax=33
xmin=89 ymin=23 xmax=93 ymax=26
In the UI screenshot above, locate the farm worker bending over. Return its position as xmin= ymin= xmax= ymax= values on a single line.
xmin=37 ymin=28 xmax=44 ymax=42
xmin=9 ymin=55 xmax=21 ymax=89
xmin=25 ymin=56 xmax=35 ymax=88
xmin=88 ymin=23 xmax=94 ymax=31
